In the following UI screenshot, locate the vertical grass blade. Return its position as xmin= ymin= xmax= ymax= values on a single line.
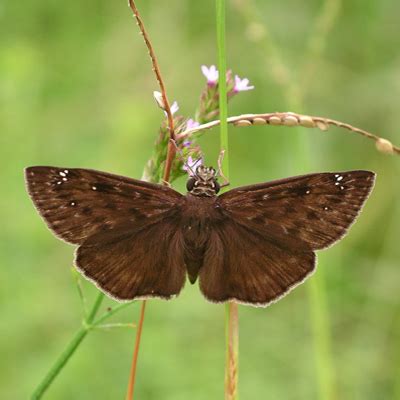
xmin=216 ymin=1 xmax=238 ymax=399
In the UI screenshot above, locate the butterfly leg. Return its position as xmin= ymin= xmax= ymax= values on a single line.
xmin=217 ymin=149 xmax=230 ymax=188
xmin=161 ymin=179 xmax=172 ymax=188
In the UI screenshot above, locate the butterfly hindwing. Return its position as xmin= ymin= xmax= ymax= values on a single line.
xmin=76 ymin=217 xmax=186 ymax=300
xmin=199 ymin=220 xmax=316 ymax=306
xmin=219 ymin=170 xmax=375 ymax=251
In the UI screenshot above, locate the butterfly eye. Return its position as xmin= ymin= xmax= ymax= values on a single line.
xmin=214 ymin=179 xmax=220 ymax=194
xmin=186 ymin=177 xmax=196 ymax=191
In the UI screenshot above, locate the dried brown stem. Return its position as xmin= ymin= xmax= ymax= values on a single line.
xmin=162 ymin=141 xmax=177 ymax=182
xmin=225 ymin=302 xmax=239 ymax=400
xmin=177 ymin=111 xmax=400 ymax=156
xmin=126 ymin=2 xmax=178 ymax=399
xmin=128 ymin=0 xmax=175 ymax=141
xmin=126 ymin=301 xmax=146 ymax=400
xmin=128 ymin=0 xmax=177 ymax=183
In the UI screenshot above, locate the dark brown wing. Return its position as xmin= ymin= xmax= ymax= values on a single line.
xmin=76 ymin=217 xmax=186 ymax=301
xmin=25 ymin=166 xmax=186 ymax=301
xmin=219 ymin=170 xmax=375 ymax=251
xmin=198 ymin=170 xmax=375 ymax=307
xmin=199 ymin=220 xmax=316 ymax=306
xmin=25 ymin=166 xmax=183 ymax=245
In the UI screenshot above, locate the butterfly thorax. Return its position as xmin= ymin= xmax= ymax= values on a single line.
xmin=181 ymin=192 xmax=224 ymax=284
xmin=186 ymin=165 xmax=220 ymax=197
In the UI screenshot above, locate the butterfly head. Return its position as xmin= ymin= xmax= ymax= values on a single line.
xmin=186 ymin=165 xmax=220 ymax=197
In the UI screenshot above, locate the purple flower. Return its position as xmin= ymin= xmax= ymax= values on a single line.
xmin=183 ymin=156 xmax=203 ymax=176
xmin=183 ymin=140 xmax=192 ymax=148
xmin=201 ymin=65 xmax=219 ymax=86
xmin=186 ymin=118 xmax=199 ymax=130
xmin=233 ymin=75 xmax=254 ymax=92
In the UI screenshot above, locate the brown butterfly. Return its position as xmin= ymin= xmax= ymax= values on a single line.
xmin=25 ymin=165 xmax=375 ymax=307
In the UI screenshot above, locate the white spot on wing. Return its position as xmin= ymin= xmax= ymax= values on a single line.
xmin=92 ymin=186 xmax=97 ymax=190
xmin=306 ymin=190 xmax=311 ymax=194
xmin=59 ymin=172 xmax=66 ymax=177
xmin=57 ymin=181 xmax=62 ymax=185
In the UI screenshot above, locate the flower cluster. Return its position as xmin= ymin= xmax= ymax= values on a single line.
xmin=196 ymin=65 xmax=254 ymax=125
xmin=202 ymin=65 xmax=254 ymax=93
xmin=143 ymin=65 xmax=254 ymax=183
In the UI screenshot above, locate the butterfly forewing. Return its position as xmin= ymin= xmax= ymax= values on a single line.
xmin=219 ymin=170 xmax=375 ymax=251
xmin=25 ymin=166 xmax=186 ymax=300
xmin=25 ymin=166 xmax=183 ymax=245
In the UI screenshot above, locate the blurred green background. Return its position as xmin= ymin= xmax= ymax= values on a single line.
xmin=1 ymin=0 xmax=399 ymax=399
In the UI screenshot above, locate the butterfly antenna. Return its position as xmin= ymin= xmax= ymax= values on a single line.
xmin=216 ymin=149 xmax=230 ymax=187
xmin=169 ymin=139 xmax=197 ymax=177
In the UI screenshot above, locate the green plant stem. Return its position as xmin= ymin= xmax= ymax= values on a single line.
xmin=216 ymin=0 xmax=229 ymax=173
xmin=216 ymin=1 xmax=238 ymax=399
xmin=93 ymin=301 xmax=135 ymax=328
xmin=31 ymin=292 xmax=105 ymax=400
xmin=87 ymin=291 xmax=105 ymax=323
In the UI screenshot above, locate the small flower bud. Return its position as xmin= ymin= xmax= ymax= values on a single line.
xmin=153 ymin=92 xmax=179 ymax=116
xmin=376 ymin=138 xmax=394 ymax=155
xmin=186 ymin=119 xmax=199 ymax=130
xmin=169 ymin=101 xmax=179 ymax=116
xmin=233 ymin=75 xmax=255 ymax=92
xmin=153 ymin=91 xmax=165 ymax=110
xmin=201 ymin=65 xmax=219 ymax=86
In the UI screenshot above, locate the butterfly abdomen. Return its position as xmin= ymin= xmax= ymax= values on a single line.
xmin=181 ymin=194 xmax=223 ymax=284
